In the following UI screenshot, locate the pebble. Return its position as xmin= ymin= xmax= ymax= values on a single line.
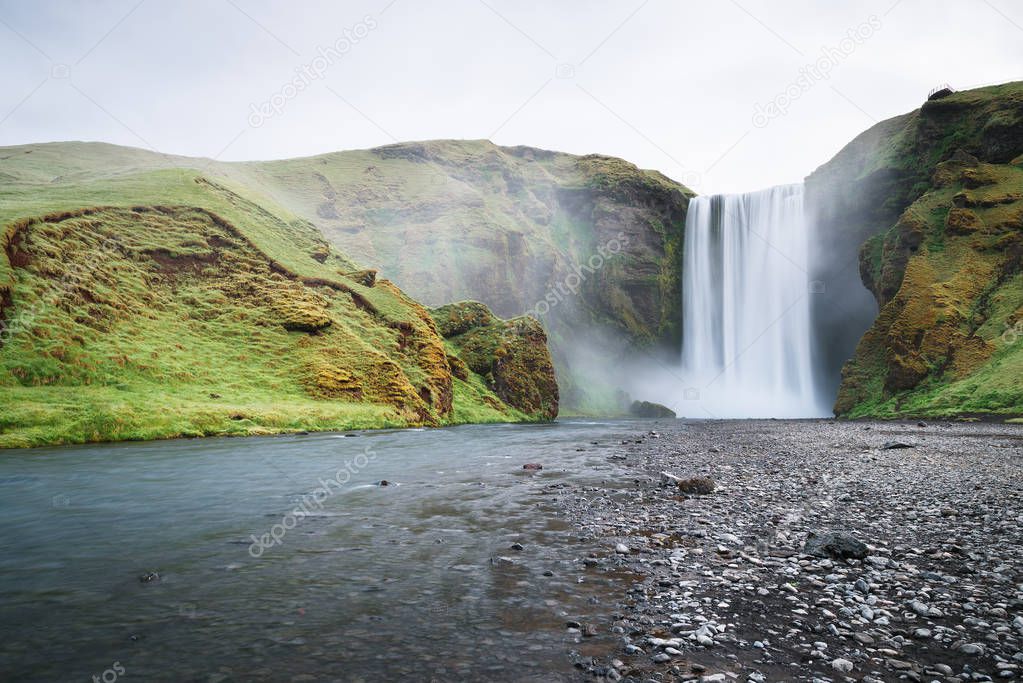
xmin=832 ymin=658 xmax=854 ymax=673
xmin=554 ymin=420 xmax=1023 ymax=682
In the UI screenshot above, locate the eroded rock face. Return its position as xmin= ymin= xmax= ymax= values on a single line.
xmin=432 ymin=301 xmax=559 ymax=421
xmin=807 ymin=82 xmax=1023 ymax=418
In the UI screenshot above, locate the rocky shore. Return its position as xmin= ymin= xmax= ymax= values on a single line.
xmin=554 ymin=419 xmax=1023 ymax=682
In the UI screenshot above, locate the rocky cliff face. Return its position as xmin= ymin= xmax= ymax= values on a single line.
xmin=806 ymin=82 xmax=1023 ymax=418
xmin=233 ymin=141 xmax=693 ymax=412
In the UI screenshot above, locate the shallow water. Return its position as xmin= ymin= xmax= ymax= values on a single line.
xmin=0 ymin=420 xmax=648 ymax=681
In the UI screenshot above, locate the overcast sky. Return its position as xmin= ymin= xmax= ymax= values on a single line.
xmin=1 ymin=0 xmax=1020 ymax=193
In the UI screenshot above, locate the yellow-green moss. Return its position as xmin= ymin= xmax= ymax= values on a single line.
xmin=432 ymin=301 xmax=558 ymax=421
xmin=836 ymin=158 xmax=1023 ymax=418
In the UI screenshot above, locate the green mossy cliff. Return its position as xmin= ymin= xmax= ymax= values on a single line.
xmin=229 ymin=141 xmax=694 ymax=412
xmin=0 ymin=141 xmax=690 ymax=414
xmin=807 ymin=82 xmax=1023 ymax=418
xmin=0 ymin=148 xmax=557 ymax=448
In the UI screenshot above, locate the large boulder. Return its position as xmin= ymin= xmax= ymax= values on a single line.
xmin=629 ymin=400 xmax=676 ymax=418
xmin=804 ymin=531 xmax=869 ymax=560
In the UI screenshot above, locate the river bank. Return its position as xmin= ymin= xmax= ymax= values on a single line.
xmin=558 ymin=419 xmax=1023 ymax=682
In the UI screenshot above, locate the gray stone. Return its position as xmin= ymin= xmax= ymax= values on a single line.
xmin=832 ymin=658 xmax=854 ymax=673
xmin=804 ymin=531 xmax=868 ymax=560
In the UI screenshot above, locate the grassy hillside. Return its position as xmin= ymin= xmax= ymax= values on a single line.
xmin=2 ymin=140 xmax=693 ymax=414
xmin=223 ymin=140 xmax=694 ymax=413
xmin=0 ymin=145 xmax=557 ymax=448
xmin=807 ymin=82 xmax=1023 ymax=419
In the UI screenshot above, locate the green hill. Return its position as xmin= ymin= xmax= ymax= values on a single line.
xmin=0 ymin=145 xmax=558 ymax=447
xmin=230 ymin=140 xmax=694 ymax=412
xmin=1 ymin=140 xmax=692 ymax=414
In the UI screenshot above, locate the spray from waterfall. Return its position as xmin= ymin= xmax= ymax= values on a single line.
xmin=679 ymin=184 xmax=827 ymax=418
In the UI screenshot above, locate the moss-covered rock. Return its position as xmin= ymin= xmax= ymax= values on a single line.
xmin=432 ymin=301 xmax=558 ymax=421
xmin=809 ymin=81 xmax=1023 ymax=419
xmin=629 ymin=400 xmax=676 ymax=418
xmin=431 ymin=300 xmax=496 ymax=337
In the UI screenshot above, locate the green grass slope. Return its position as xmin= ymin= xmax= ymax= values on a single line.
xmin=0 ymin=146 xmax=553 ymax=448
xmin=222 ymin=140 xmax=694 ymax=413
xmin=2 ymin=140 xmax=693 ymax=414
xmin=807 ymin=82 xmax=1023 ymax=419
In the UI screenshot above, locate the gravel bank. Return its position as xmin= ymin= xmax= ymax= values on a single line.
xmin=556 ymin=419 xmax=1023 ymax=682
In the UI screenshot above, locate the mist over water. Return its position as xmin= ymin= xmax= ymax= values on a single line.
xmin=678 ymin=184 xmax=828 ymax=418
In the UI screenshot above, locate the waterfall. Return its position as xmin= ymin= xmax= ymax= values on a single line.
xmin=679 ymin=184 xmax=826 ymax=418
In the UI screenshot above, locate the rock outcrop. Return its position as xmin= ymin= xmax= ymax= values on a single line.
xmin=432 ymin=301 xmax=559 ymax=421
xmin=629 ymin=400 xmax=676 ymax=418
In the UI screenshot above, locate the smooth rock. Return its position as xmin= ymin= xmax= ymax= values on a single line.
xmin=832 ymin=658 xmax=854 ymax=674
xmin=804 ymin=531 xmax=869 ymax=560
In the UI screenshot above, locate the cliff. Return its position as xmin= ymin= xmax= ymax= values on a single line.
xmin=228 ymin=140 xmax=694 ymax=412
xmin=806 ymin=82 xmax=1023 ymax=418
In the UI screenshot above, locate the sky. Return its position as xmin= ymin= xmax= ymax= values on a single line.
xmin=0 ymin=0 xmax=1020 ymax=194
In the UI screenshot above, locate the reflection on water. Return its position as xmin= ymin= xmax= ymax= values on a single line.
xmin=0 ymin=420 xmax=645 ymax=681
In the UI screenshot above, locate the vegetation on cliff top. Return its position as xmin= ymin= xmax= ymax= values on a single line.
xmin=0 ymin=147 xmax=556 ymax=448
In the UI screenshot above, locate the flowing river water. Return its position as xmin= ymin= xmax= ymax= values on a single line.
xmin=0 ymin=420 xmax=650 ymax=682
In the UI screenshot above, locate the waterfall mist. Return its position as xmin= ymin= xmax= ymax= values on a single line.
xmin=678 ymin=184 xmax=829 ymax=418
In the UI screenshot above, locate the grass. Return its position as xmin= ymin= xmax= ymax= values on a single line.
xmin=0 ymin=147 xmax=550 ymax=449
xmin=0 ymin=385 xmax=400 ymax=449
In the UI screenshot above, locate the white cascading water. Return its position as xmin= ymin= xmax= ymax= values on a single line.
xmin=679 ymin=184 xmax=826 ymax=418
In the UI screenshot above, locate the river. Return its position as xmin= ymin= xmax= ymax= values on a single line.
xmin=0 ymin=420 xmax=650 ymax=682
